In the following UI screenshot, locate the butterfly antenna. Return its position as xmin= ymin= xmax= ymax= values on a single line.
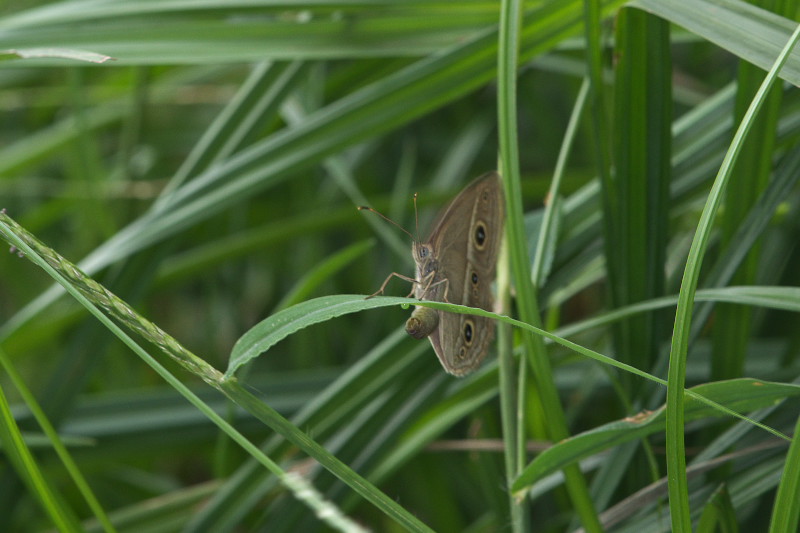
xmin=413 ymin=192 xmax=420 ymax=242
xmin=357 ymin=205 xmax=414 ymax=240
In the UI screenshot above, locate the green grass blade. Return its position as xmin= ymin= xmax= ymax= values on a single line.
xmin=768 ymin=414 xmax=800 ymax=533
xmin=0 ymin=374 xmax=82 ymax=532
xmin=512 ymin=379 xmax=800 ymax=492
xmin=631 ymin=0 xmax=800 ymax=86
xmin=0 ymin=213 xmax=434 ymax=533
xmin=0 ymin=347 xmax=117 ymax=532
xmin=496 ymin=2 xmax=533 ymax=529
xmin=226 ymin=290 xmax=798 ymax=440
xmin=187 ymin=329 xmax=428 ymax=531
xmin=661 ymin=20 xmax=800 ymax=533
xmin=710 ymin=0 xmax=790 ymax=382
xmin=499 ymin=0 xmax=602 ymax=530
xmin=157 ymin=60 xmax=311 ymax=205
xmin=609 ymin=7 xmax=671 ymax=397
xmin=531 ymin=79 xmax=589 ymax=289
xmin=696 ymin=485 xmax=738 ymax=533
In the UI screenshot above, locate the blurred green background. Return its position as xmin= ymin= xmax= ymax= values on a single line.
xmin=1 ymin=1 xmax=800 ymax=532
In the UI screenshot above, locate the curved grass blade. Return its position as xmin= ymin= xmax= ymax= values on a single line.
xmin=768 ymin=414 xmax=800 ymax=533
xmin=0 ymin=369 xmax=82 ymax=532
xmin=511 ymin=379 xmax=800 ymax=494
xmin=228 ymin=287 xmax=800 ymax=379
xmin=0 ymin=347 xmax=116 ymax=532
xmin=656 ymin=17 xmax=800 ymax=533
xmin=631 ymin=0 xmax=800 ymax=86
xmin=0 ymin=212 xmax=434 ymax=533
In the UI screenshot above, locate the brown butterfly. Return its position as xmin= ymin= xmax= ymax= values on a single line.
xmin=361 ymin=172 xmax=505 ymax=376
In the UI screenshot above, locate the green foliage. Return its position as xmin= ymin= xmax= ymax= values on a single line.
xmin=1 ymin=0 xmax=800 ymax=532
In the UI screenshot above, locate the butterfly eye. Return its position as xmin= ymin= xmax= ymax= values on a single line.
xmin=418 ymin=246 xmax=428 ymax=258
xmin=463 ymin=320 xmax=474 ymax=345
xmin=474 ymin=222 xmax=487 ymax=249
xmin=471 ymin=272 xmax=479 ymax=285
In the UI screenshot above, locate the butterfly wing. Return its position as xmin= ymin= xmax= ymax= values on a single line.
xmin=423 ymin=172 xmax=504 ymax=376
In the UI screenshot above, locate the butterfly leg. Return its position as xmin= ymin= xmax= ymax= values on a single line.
xmin=428 ymin=277 xmax=450 ymax=303
xmin=417 ymin=274 xmax=449 ymax=302
xmin=366 ymin=272 xmax=418 ymax=299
